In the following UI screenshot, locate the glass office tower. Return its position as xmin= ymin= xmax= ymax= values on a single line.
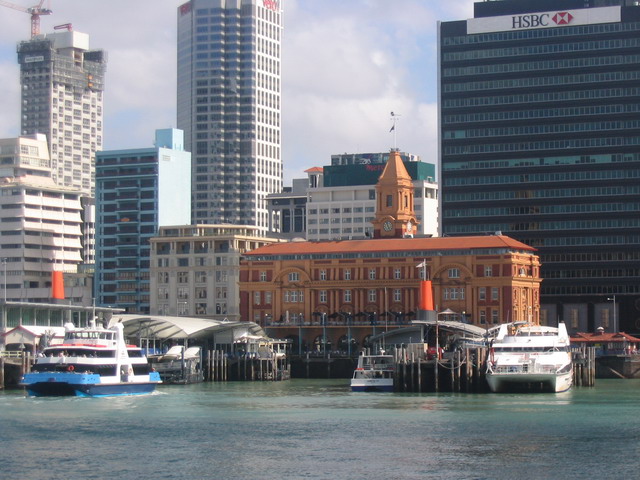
xmin=177 ymin=0 xmax=282 ymax=231
xmin=439 ymin=0 xmax=640 ymax=332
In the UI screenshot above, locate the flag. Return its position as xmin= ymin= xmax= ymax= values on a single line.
xmin=389 ymin=125 xmax=395 ymax=132
xmin=416 ymin=261 xmax=426 ymax=268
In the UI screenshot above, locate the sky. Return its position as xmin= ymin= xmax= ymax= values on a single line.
xmin=0 ymin=0 xmax=475 ymax=183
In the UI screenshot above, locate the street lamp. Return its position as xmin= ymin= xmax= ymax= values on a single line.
xmin=607 ymin=295 xmax=617 ymax=333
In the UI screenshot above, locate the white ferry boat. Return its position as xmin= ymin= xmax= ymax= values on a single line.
xmin=350 ymin=352 xmax=395 ymax=392
xmin=21 ymin=322 xmax=161 ymax=397
xmin=486 ymin=322 xmax=573 ymax=393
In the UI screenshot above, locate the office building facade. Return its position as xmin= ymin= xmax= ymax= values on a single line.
xmin=18 ymin=30 xmax=106 ymax=196
xmin=95 ymin=129 xmax=191 ymax=314
xmin=439 ymin=0 xmax=640 ymax=333
xmin=149 ymin=224 xmax=277 ymax=319
xmin=177 ymin=0 xmax=283 ymax=231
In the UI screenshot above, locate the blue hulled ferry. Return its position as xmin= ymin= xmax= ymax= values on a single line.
xmin=21 ymin=322 xmax=161 ymax=397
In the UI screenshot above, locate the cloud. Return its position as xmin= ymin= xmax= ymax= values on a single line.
xmin=0 ymin=0 xmax=475 ymax=181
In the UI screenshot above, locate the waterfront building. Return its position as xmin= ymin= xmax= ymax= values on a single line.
xmin=18 ymin=29 xmax=106 ymax=197
xmin=95 ymin=129 xmax=191 ymax=314
xmin=177 ymin=0 xmax=283 ymax=231
xmin=149 ymin=224 xmax=279 ymax=319
xmin=439 ymin=0 xmax=640 ymax=333
xmin=306 ymin=152 xmax=438 ymax=241
xmin=240 ymin=150 xmax=540 ymax=351
xmin=0 ymin=134 xmax=91 ymax=304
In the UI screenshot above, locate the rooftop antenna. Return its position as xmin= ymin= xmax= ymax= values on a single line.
xmin=389 ymin=111 xmax=400 ymax=150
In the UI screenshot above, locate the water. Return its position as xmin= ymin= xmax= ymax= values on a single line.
xmin=1 ymin=379 xmax=639 ymax=480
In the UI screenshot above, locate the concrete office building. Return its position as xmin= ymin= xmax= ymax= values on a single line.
xmin=149 ymin=224 xmax=278 ymax=319
xmin=95 ymin=129 xmax=191 ymax=314
xmin=18 ymin=29 xmax=106 ymax=196
xmin=0 ymin=134 xmax=91 ymax=304
xmin=177 ymin=0 xmax=283 ymax=231
xmin=439 ymin=0 xmax=640 ymax=333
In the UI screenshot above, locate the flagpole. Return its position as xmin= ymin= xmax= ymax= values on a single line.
xmin=390 ymin=112 xmax=400 ymax=149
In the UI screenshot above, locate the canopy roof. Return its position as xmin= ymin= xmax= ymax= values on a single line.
xmin=109 ymin=315 xmax=267 ymax=341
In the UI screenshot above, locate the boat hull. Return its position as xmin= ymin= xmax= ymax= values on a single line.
xmin=21 ymin=371 xmax=161 ymax=397
xmin=486 ymin=371 xmax=573 ymax=393
xmin=350 ymin=378 xmax=394 ymax=392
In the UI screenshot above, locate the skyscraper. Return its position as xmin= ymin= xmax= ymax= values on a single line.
xmin=177 ymin=0 xmax=283 ymax=231
xmin=18 ymin=29 xmax=106 ymax=197
xmin=439 ymin=0 xmax=640 ymax=332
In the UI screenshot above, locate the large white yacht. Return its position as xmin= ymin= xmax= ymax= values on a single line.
xmin=486 ymin=322 xmax=573 ymax=393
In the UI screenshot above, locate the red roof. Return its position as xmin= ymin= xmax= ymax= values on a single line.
xmin=304 ymin=166 xmax=323 ymax=173
xmin=571 ymin=332 xmax=640 ymax=343
xmin=244 ymin=235 xmax=536 ymax=257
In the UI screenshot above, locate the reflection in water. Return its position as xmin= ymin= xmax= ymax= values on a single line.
xmin=2 ymin=379 xmax=640 ymax=479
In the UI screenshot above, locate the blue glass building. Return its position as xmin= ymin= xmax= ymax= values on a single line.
xmin=95 ymin=129 xmax=191 ymax=314
xmin=439 ymin=0 xmax=640 ymax=332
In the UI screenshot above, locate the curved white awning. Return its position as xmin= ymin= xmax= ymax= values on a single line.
xmin=109 ymin=315 xmax=267 ymax=341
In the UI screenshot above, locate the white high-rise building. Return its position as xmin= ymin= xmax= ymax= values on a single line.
xmin=0 ymin=134 xmax=90 ymax=304
xmin=18 ymin=30 xmax=106 ymax=197
xmin=177 ymin=0 xmax=283 ymax=231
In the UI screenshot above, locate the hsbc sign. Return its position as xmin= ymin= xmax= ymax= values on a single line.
xmin=467 ymin=6 xmax=620 ymax=35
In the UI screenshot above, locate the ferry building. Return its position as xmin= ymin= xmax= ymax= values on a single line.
xmin=239 ymin=150 xmax=541 ymax=351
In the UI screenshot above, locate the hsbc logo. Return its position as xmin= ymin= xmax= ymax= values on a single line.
xmin=512 ymin=11 xmax=574 ymax=29
xmin=553 ymin=12 xmax=574 ymax=25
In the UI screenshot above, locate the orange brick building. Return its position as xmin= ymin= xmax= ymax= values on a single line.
xmin=239 ymin=151 xmax=541 ymax=352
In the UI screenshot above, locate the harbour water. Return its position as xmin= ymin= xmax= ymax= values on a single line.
xmin=2 ymin=379 xmax=639 ymax=480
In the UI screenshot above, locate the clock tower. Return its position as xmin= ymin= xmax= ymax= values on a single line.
xmin=372 ymin=149 xmax=419 ymax=238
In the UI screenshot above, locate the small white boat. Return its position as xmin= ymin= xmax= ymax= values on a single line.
xmin=148 ymin=346 xmax=204 ymax=384
xmin=350 ymin=352 xmax=395 ymax=392
xmin=486 ymin=322 xmax=573 ymax=393
xmin=21 ymin=322 xmax=161 ymax=397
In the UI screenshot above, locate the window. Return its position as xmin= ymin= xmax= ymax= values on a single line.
xmin=394 ymin=289 xmax=401 ymax=302
xmin=491 ymin=309 xmax=499 ymax=324
xmin=394 ymin=268 xmax=402 ymax=280
xmin=479 ymin=287 xmax=486 ymax=301
xmin=289 ymin=272 xmax=299 ymax=282
xmin=368 ymin=289 xmax=377 ymax=302
xmin=492 ymin=287 xmax=499 ymax=301
xmin=344 ymin=290 xmax=352 ymax=303
xmin=260 ymin=271 xmax=267 ymax=282
xmin=448 ymin=268 xmax=460 ymax=278
xmin=369 ymin=268 xmax=376 ymax=280
xmin=178 ymin=272 xmax=189 ymax=284
xmin=319 ymin=290 xmax=327 ymax=303
xmin=157 ymin=272 xmax=168 ymax=284
xmin=480 ymin=310 xmax=486 ymax=324
xmin=344 ymin=269 xmax=351 ymax=280
xmin=254 ymin=291 xmax=261 ymax=305
xmin=484 ymin=266 xmax=493 ymax=277
xmin=319 ymin=269 xmax=327 ymax=281
xmin=265 ymin=292 xmax=272 ymax=304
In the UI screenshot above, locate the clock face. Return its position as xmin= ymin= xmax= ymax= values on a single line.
xmin=383 ymin=221 xmax=393 ymax=232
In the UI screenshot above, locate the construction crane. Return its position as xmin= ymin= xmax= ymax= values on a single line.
xmin=0 ymin=0 xmax=52 ymax=38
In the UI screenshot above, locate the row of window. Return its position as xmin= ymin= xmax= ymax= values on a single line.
xmin=443 ymin=70 xmax=640 ymax=94
xmin=442 ymin=37 xmax=640 ymax=62
xmin=444 ymin=202 xmax=640 ymax=218
xmin=284 ymin=268 xmax=458 ymax=282
xmin=444 ymin=119 xmax=640 ymax=140
xmin=157 ymin=270 xmax=228 ymax=283
xmin=443 ymin=104 xmax=640 ymax=126
xmin=443 ymin=184 xmax=640 ymax=202
xmin=443 ymin=54 xmax=640 ymax=78
xmin=308 ymin=217 xmax=374 ymax=225
xmin=443 ymin=153 xmax=639 ymax=172
xmin=444 ymin=169 xmax=640 ymax=187
xmin=445 ymin=136 xmax=640 ymax=155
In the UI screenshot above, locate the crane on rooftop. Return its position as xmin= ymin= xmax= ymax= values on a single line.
xmin=0 ymin=0 xmax=52 ymax=38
